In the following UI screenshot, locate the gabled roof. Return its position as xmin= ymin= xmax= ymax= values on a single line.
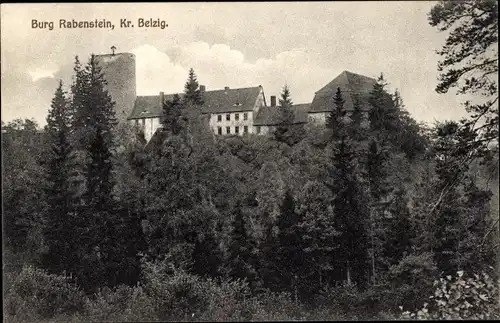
xmin=129 ymin=94 xmax=183 ymax=119
xmin=201 ymin=87 xmax=262 ymax=114
xmin=253 ymin=103 xmax=311 ymax=126
xmin=128 ymin=86 xmax=262 ymax=120
xmin=309 ymin=70 xmax=377 ymax=113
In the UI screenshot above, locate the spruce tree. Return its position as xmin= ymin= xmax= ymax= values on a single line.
xmin=227 ymin=202 xmax=258 ymax=285
xmin=273 ymin=85 xmax=297 ymax=145
xmin=364 ymin=139 xmax=393 ymax=282
xmin=326 ymin=88 xmax=369 ymax=286
xmin=382 ymin=185 xmax=414 ymax=268
xmin=274 ymin=190 xmax=304 ymax=298
xmin=162 ymin=93 xmax=183 ymax=135
xmin=70 ymin=54 xmax=119 ymax=291
xmin=183 ymin=68 xmax=203 ymax=106
xmin=41 ymin=81 xmax=77 ymax=274
xmin=326 ymin=87 xmax=347 ymax=139
xmin=368 ymin=74 xmax=399 ymax=138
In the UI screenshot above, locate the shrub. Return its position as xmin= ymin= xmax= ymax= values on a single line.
xmin=401 ymin=270 xmax=500 ymax=320
xmin=4 ymin=265 xmax=86 ymax=321
xmin=377 ymin=252 xmax=438 ymax=312
xmin=84 ymin=284 xmax=156 ymax=322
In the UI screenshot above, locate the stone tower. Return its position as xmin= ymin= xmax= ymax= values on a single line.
xmin=94 ymin=52 xmax=136 ymax=124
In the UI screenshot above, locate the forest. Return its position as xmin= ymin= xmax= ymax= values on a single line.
xmin=2 ymin=1 xmax=499 ymax=321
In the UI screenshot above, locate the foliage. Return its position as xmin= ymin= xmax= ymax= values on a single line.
xmin=401 ymin=270 xmax=500 ymax=320
xmin=4 ymin=265 xmax=86 ymax=321
xmin=40 ymin=80 xmax=77 ymax=276
xmin=428 ymin=0 xmax=498 ymax=155
xmin=184 ymin=68 xmax=203 ymax=106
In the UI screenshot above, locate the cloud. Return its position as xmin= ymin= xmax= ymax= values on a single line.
xmin=131 ymin=44 xmax=188 ymax=94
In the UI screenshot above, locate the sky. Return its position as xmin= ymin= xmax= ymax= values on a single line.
xmin=1 ymin=2 xmax=472 ymax=127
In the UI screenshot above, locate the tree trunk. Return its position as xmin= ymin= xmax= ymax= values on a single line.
xmin=346 ymin=261 xmax=351 ymax=285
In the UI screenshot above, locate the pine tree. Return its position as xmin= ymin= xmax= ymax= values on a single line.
xmin=430 ymin=121 xmax=496 ymax=275
xmin=41 ymin=81 xmax=77 ymax=274
xmin=183 ymin=68 xmax=203 ymax=106
xmin=161 ymin=93 xmax=183 ymax=135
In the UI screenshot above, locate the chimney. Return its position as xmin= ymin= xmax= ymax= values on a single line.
xmin=159 ymin=91 xmax=164 ymax=105
xmin=224 ymin=86 xmax=229 ymax=91
xmin=270 ymin=95 xmax=276 ymax=107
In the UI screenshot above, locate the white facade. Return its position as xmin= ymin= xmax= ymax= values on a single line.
xmin=131 ymin=117 xmax=161 ymax=142
xmin=308 ymin=112 xmax=328 ymax=124
xmin=307 ymin=111 xmax=369 ymax=126
xmin=209 ymin=111 xmax=254 ymax=135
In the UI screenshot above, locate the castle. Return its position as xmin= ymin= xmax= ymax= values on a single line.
xmin=95 ymin=51 xmax=377 ymax=142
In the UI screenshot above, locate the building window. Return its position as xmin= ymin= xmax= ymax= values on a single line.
xmin=217 ymin=115 xmax=222 ymax=122
xmin=226 ymin=114 xmax=230 ymax=121
xmin=217 ymin=127 xmax=222 ymax=135
xmin=235 ymin=113 xmax=239 ymax=121
xmin=243 ymin=112 xmax=248 ymax=121
xmin=244 ymin=126 xmax=248 ymax=133
xmin=135 ymin=119 xmax=139 ymax=126
xmin=226 ymin=126 xmax=230 ymax=134
xmin=235 ymin=126 xmax=239 ymax=134
xmin=142 ymin=119 xmax=145 ymax=126
xmin=256 ymin=126 xmax=261 ymax=134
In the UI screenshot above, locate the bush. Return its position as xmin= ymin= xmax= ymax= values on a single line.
xmin=314 ymin=282 xmax=373 ymax=320
xmin=4 ymin=265 xmax=86 ymax=321
xmin=84 ymin=284 xmax=156 ymax=322
xmin=401 ymin=270 xmax=500 ymax=320
xmin=376 ymin=252 xmax=438 ymax=313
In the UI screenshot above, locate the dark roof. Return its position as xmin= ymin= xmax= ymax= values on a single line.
xmin=129 ymin=94 xmax=183 ymax=119
xmin=201 ymin=87 xmax=262 ymax=114
xmin=253 ymin=103 xmax=311 ymax=126
xmin=128 ymin=86 xmax=262 ymax=119
xmin=309 ymin=70 xmax=377 ymax=113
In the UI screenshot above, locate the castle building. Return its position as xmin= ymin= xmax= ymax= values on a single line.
xmin=95 ymin=51 xmax=377 ymax=142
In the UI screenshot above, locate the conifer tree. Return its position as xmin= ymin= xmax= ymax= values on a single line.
xmin=161 ymin=93 xmax=183 ymax=135
xmin=326 ymin=87 xmax=347 ymax=139
xmin=41 ymin=81 xmax=77 ymax=274
xmin=226 ymin=202 xmax=258 ymax=284
xmin=368 ymin=74 xmax=399 ymax=138
xmin=382 ymin=185 xmax=414 ymax=268
xmin=326 ymin=88 xmax=369 ymax=286
xmin=69 ymin=54 xmax=119 ymax=291
xmin=364 ymin=139 xmax=393 ymax=282
xmin=274 ymin=190 xmax=304 ymax=297
xmin=430 ymin=121 xmax=495 ymax=275
xmin=273 ymin=85 xmax=297 ymax=145
xmin=183 ymin=68 xmax=203 ymax=106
